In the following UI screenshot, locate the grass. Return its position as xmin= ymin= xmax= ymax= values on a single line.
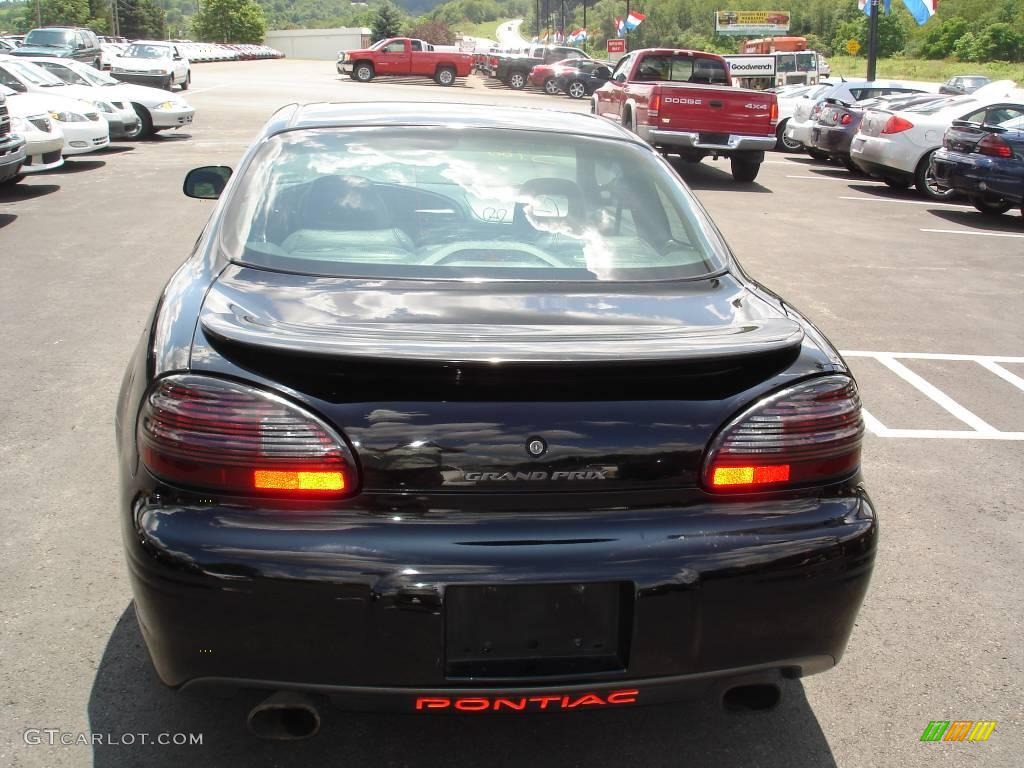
xmin=453 ymin=20 xmax=505 ymax=42
xmin=826 ymin=55 xmax=1024 ymax=83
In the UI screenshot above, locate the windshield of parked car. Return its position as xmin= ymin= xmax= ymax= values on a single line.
xmin=23 ymin=29 xmax=75 ymax=48
xmin=0 ymin=59 xmax=67 ymax=86
xmin=62 ymin=60 xmax=118 ymax=86
xmin=123 ymin=43 xmax=170 ymax=59
xmin=223 ymin=127 xmax=728 ymax=282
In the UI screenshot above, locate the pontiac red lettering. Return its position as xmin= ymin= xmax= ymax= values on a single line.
xmin=414 ymin=689 xmax=640 ymax=712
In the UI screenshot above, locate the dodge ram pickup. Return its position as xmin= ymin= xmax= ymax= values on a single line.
xmin=339 ymin=38 xmax=473 ymax=86
xmin=593 ymin=48 xmax=778 ymax=182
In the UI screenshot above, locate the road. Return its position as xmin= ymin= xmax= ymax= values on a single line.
xmin=1 ymin=59 xmax=1021 ymax=768
xmin=497 ymin=18 xmax=530 ymax=48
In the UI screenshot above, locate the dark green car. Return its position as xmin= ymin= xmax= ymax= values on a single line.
xmin=11 ymin=27 xmax=102 ymax=69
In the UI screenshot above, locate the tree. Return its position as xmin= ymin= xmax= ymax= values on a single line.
xmin=371 ymin=1 xmax=404 ymax=42
xmin=118 ymin=0 xmax=166 ymax=39
xmin=22 ymin=0 xmax=88 ymax=28
xmin=192 ymin=0 xmax=266 ymax=43
xmin=408 ymin=19 xmax=455 ymax=45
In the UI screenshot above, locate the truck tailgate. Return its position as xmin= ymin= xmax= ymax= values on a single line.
xmin=657 ymin=85 xmax=775 ymax=137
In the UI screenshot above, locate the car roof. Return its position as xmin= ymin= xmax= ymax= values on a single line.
xmin=269 ymin=102 xmax=640 ymax=144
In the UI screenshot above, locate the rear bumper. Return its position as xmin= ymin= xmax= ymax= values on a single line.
xmin=849 ymin=134 xmax=920 ymax=176
xmin=641 ymin=128 xmax=776 ymax=153
xmin=784 ymin=118 xmax=814 ymax=147
xmin=810 ymin=124 xmax=855 ymax=157
xmin=124 ymin=482 xmax=877 ymax=709
xmin=931 ymin=149 xmax=1024 ymax=203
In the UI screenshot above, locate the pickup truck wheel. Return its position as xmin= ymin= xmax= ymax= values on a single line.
xmin=622 ymin=111 xmax=633 ymax=133
xmin=435 ymin=66 xmax=456 ymax=86
xmin=914 ymin=149 xmax=955 ymax=201
xmin=354 ymin=63 xmax=374 ymax=82
xmin=543 ymin=77 xmax=560 ymax=95
xmin=730 ymin=156 xmax=761 ymax=183
xmin=508 ymin=71 xmax=527 ymax=90
xmin=970 ymin=196 xmax=1013 ymax=215
xmin=566 ymin=80 xmax=587 ymax=99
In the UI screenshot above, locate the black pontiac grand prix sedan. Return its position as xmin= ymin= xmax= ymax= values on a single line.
xmin=116 ymin=102 xmax=876 ymax=736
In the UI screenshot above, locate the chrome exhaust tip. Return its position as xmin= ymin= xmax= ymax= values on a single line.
xmin=247 ymin=691 xmax=321 ymax=740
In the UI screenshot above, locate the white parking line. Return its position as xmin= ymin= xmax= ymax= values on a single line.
xmin=839 ymin=195 xmax=966 ymax=209
xmin=786 ymin=174 xmax=872 ymax=181
xmin=840 ymin=350 xmax=1024 ymax=441
xmin=921 ymin=228 xmax=1024 ymax=239
xmin=186 ymin=83 xmax=236 ymax=95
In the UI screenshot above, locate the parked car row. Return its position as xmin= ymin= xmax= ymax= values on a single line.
xmin=784 ymin=78 xmax=1023 ymax=217
xmin=172 ymin=41 xmax=284 ymax=63
xmin=0 ymin=54 xmax=195 ymax=185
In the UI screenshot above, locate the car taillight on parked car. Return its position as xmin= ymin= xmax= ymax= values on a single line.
xmin=138 ymin=375 xmax=356 ymax=497
xmin=977 ymin=134 xmax=1012 ymax=158
xmin=841 ymin=113 xmax=852 ymax=125
xmin=703 ymin=375 xmax=864 ymax=492
xmin=881 ymin=116 xmax=913 ymax=134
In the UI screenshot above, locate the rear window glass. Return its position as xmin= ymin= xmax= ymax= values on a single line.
xmin=222 ymin=127 xmax=727 ymax=282
xmin=634 ymin=55 xmax=728 ymax=85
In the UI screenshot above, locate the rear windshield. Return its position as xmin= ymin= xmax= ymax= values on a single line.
xmin=222 ymin=127 xmax=728 ymax=282
xmin=123 ymin=43 xmax=171 ymax=59
xmin=24 ymin=29 xmax=74 ymax=47
xmin=634 ymin=55 xmax=728 ymax=85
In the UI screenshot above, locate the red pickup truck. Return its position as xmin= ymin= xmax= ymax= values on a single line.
xmin=339 ymin=38 xmax=473 ymax=86
xmin=593 ymin=48 xmax=778 ymax=182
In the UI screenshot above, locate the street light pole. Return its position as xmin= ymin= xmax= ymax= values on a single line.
xmin=866 ymin=0 xmax=879 ymax=81
xmin=624 ymin=0 xmax=630 ymax=52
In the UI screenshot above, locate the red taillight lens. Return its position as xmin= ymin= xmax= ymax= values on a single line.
xmin=770 ymin=99 xmax=778 ymax=124
xmin=648 ymin=93 xmax=660 ymax=119
xmin=882 ymin=116 xmax=914 ymax=134
xmin=138 ymin=375 xmax=356 ymax=498
xmin=841 ymin=113 xmax=852 ymax=125
xmin=977 ymin=134 xmax=1012 ymax=158
xmin=704 ymin=375 xmax=864 ymax=492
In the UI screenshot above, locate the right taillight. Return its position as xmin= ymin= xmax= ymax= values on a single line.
xmin=882 ymin=116 xmax=914 ymax=134
xmin=977 ymin=134 xmax=1012 ymax=158
xmin=703 ymin=375 xmax=864 ymax=492
xmin=138 ymin=374 xmax=357 ymax=498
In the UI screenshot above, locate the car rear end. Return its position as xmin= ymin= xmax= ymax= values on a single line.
xmin=809 ymin=99 xmax=863 ymax=164
xmin=119 ymin=114 xmax=876 ymax=714
xmin=932 ymin=120 xmax=1024 ymax=207
xmin=783 ymin=97 xmax=821 ymax=148
xmin=849 ymin=107 xmax=925 ymax=182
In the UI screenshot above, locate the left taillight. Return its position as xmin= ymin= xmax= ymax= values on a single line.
xmin=703 ymin=375 xmax=864 ymax=493
xmin=138 ymin=374 xmax=357 ymax=498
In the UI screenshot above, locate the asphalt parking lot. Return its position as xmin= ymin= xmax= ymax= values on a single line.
xmin=1 ymin=59 xmax=1021 ymax=767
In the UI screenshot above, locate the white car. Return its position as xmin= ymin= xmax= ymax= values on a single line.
xmin=776 ymin=83 xmax=833 ymax=150
xmin=0 ymin=55 xmax=139 ymax=138
xmin=850 ymin=81 xmax=1024 ymax=200
xmin=110 ymin=41 xmax=191 ymax=91
xmin=100 ymin=42 xmax=125 ymax=70
xmin=784 ymin=80 xmax=930 ymax=155
xmin=28 ymin=57 xmax=195 ymax=137
xmin=1 ymin=83 xmax=109 ymax=156
xmin=8 ymin=111 xmax=64 ymax=174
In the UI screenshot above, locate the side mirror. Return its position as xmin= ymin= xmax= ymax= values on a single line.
xmin=184 ymin=166 xmax=232 ymax=200
xmin=613 ymin=73 xmax=627 ymax=84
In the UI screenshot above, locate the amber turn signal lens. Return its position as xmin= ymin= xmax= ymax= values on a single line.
xmin=253 ymin=470 xmax=346 ymax=492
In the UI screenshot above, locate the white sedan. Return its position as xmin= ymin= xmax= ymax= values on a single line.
xmin=28 ymin=57 xmax=195 ymax=137
xmin=1 ymin=84 xmax=109 ymax=156
xmin=0 ymin=55 xmax=139 ymax=138
xmin=776 ymin=83 xmax=832 ymax=151
xmin=850 ymin=81 xmax=1024 ymax=200
xmin=110 ymin=41 xmax=191 ymax=91
xmin=784 ymin=80 xmax=930 ymax=156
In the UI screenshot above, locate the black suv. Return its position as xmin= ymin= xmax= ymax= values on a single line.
xmin=12 ymin=27 xmax=102 ymax=68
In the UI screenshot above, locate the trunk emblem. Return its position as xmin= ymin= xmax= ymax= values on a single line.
xmin=527 ymin=437 xmax=547 ymax=457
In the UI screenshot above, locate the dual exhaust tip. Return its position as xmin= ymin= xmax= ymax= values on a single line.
xmin=246 ymin=683 xmax=781 ymax=740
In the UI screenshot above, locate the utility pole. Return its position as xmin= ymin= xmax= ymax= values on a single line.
xmin=112 ymin=0 xmax=120 ymax=37
xmin=36 ymin=0 xmax=42 ymax=27
xmin=535 ymin=0 xmax=540 ymax=40
xmin=866 ymin=0 xmax=879 ymax=81
xmin=583 ymin=0 xmax=586 ymax=34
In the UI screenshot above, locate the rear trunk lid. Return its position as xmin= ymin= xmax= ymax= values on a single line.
xmin=195 ymin=267 xmax=807 ymax=493
xmin=654 ymin=84 xmax=775 ymax=137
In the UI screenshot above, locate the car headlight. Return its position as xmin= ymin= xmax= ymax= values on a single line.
xmin=154 ymin=101 xmax=178 ymax=110
xmin=111 ymin=66 xmax=126 ymax=73
xmin=50 ymin=110 xmax=88 ymax=123
xmin=93 ymin=101 xmax=115 ymax=114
